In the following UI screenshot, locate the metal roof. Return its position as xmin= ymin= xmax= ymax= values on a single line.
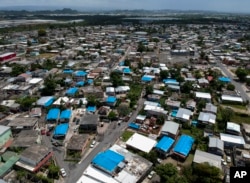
xmin=198 ymin=112 xmax=216 ymax=124
xmin=208 ymin=137 xmax=224 ymax=151
xmin=161 ymin=121 xmax=179 ymax=135
xmin=227 ymin=122 xmax=241 ymax=133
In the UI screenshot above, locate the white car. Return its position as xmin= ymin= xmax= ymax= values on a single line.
xmin=148 ymin=171 xmax=156 ymax=179
xmin=60 ymin=168 xmax=67 ymax=177
xmin=226 ymin=156 xmax=231 ymax=163
xmin=90 ymin=140 xmax=96 ymax=148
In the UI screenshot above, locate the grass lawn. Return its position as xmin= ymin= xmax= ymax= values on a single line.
xmin=181 ymin=129 xmax=192 ymax=136
xmin=231 ymin=114 xmax=250 ymax=124
xmin=183 ymin=153 xmax=194 ymax=167
xmin=121 ymin=130 xmax=134 ymax=142
xmin=223 ymin=104 xmax=247 ymax=110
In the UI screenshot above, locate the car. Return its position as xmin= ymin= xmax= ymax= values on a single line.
xmin=148 ymin=171 xmax=156 ymax=179
xmin=90 ymin=140 xmax=96 ymax=148
xmin=226 ymin=156 xmax=231 ymax=163
xmin=46 ymin=131 xmax=51 ymax=136
xmin=60 ymin=168 xmax=67 ymax=177
xmin=221 ymin=159 xmax=227 ymax=166
xmin=41 ymin=129 xmax=46 ymax=135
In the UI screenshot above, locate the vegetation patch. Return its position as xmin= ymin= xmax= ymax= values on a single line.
xmin=121 ymin=130 xmax=134 ymax=142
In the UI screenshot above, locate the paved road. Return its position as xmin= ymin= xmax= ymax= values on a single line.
xmin=218 ymin=62 xmax=250 ymax=102
xmin=65 ymin=95 xmax=145 ymax=183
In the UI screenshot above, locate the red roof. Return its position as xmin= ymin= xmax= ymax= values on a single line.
xmin=207 ymin=76 xmax=213 ymax=82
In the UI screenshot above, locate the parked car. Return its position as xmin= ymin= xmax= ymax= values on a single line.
xmin=148 ymin=171 xmax=156 ymax=179
xmin=226 ymin=156 xmax=231 ymax=163
xmin=90 ymin=140 xmax=96 ymax=148
xmin=60 ymin=168 xmax=67 ymax=177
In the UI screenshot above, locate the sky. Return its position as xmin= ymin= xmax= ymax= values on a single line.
xmin=0 ymin=0 xmax=250 ymax=13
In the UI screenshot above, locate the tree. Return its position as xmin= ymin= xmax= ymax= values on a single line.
xmin=27 ymin=40 xmax=32 ymax=46
xmin=87 ymin=95 xmax=100 ymax=107
xmin=11 ymin=64 xmax=26 ymax=76
xmin=160 ymin=70 xmax=169 ymax=80
xmin=156 ymin=115 xmax=165 ymax=125
xmin=124 ymin=59 xmax=131 ymax=67
xmin=235 ymin=67 xmax=248 ymax=82
xmin=181 ymin=81 xmax=193 ymax=93
xmin=226 ymin=83 xmax=235 ymax=91
xmin=16 ymin=96 xmax=37 ymax=110
xmin=110 ymin=71 xmax=124 ymax=87
xmin=48 ymin=164 xmax=60 ymax=179
xmin=117 ymin=103 xmax=130 ymax=117
xmin=137 ymin=42 xmax=146 ymax=53
xmin=221 ymin=107 xmax=234 ymax=123
xmin=139 ymin=151 xmax=158 ymax=165
xmin=41 ymin=74 xmax=56 ymax=96
xmin=108 ymin=111 xmax=117 ymax=121
xmin=200 ymin=51 xmax=206 ymax=59
xmin=145 ymin=85 xmax=153 ymax=95
xmin=38 ymin=29 xmax=47 ymax=37
xmin=155 ymin=163 xmax=178 ymax=182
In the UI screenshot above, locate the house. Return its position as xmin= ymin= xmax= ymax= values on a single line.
xmin=106 ymin=96 xmax=117 ymax=107
xmin=126 ymin=133 xmax=157 ymax=153
xmin=147 ymin=94 xmax=161 ymax=102
xmin=233 ymin=148 xmax=250 ymax=167
xmin=165 ymin=100 xmax=181 ymax=109
xmin=226 ymin=122 xmax=241 ymax=136
xmin=36 ymin=96 xmax=54 ymax=107
xmin=79 ymin=114 xmax=99 ymax=133
xmin=195 ymin=92 xmax=211 ymax=102
xmin=173 ymin=135 xmax=194 ymax=159
xmin=242 ymin=123 xmax=250 ymax=143
xmin=155 ymin=136 xmax=175 ymax=157
xmin=67 ymin=134 xmax=89 ymax=155
xmin=220 ymin=133 xmax=245 ymax=149
xmin=82 ymin=86 xmax=104 ymax=98
xmin=193 ymin=150 xmax=222 ymax=170
xmin=160 ymin=121 xmax=180 ymax=139
xmin=221 ymin=95 xmax=243 ymax=103
xmin=203 ymin=103 xmax=217 ymax=114
xmin=15 ymin=145 xmax=53 ymax=172
xmin=198 ymin=112 xmax=216 ymax=125
xmin=186 ymin=100 xmax=196 ymax=111
xmin=175 ymin=108 xmax=193 ymax=122
xmin=7 ymin=117 xmax=38 ymax=132
xmin=0 ymin=125 xmax=12 ymax=151
xmin=198 ymin=78 xmax=209 ymax=87
xmin=0 ymin=151 xmax=19 ymax=178
xmin=106 ymin=87 xmax=115 ymax=96
xmin=208 ymin=137 xmax=224 ymax=157
xmin=144 ymin=105 xmax=168 ymax=118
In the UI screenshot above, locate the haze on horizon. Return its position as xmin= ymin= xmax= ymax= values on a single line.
xmin=0 ymin=0 xmax=250 ymax=13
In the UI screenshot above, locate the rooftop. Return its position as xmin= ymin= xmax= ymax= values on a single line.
xmin=67 ymin=134 xmax=89 ymax=151
xmin=8 ymin=117 xmax=38 ymax=128
xmin=80 ymin=114 xmax=99 ymax=125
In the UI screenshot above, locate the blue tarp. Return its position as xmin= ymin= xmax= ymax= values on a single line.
xmin=106 ymin=96 xmax=117 ymax=103
xmin=76 ymin=81 xmax=85 ymax=87
xmin=63 ymin=69 xmax=73 ymax=74
xmin=53 ymin=123 xmax=69 ymax=136
xmin=219 ymin=77 xmax=231 ymax=83
xmin=163 ymin=79 xmax=179 ymax=85
xmin=66 ymin=87 xmax=78 ymax=95
xmin=155 ymin=136 xmax=175 ymax=152
xmin=74 ymin=70 xmax=87 ymax=77
xmin=173 ymin=135 xmax=194 ymax=157
xmin=44 ymin=98 xmax=54 ymax=107
xmin=119 ymin=61 xmax=124 ymax=66
xmin=37 ymin=96 xmax=54 ymax=107
xmin=46 ymin=108 xmax=60 ymax=120
xmin=128 ymin=122 xmax=140 ymax=129
xmin=60 ymin=109 xmax=72 ymax=120
xmin=92 ymin=150 xmax=125 ymax=173
xmin=141 ymin=76 xmax=152 ymax=82
xmin=87 ymin=106 xmax=96 ymax=112
xmin=171 ymin=109 xmax=178 ymax=117
xmin=123 ymin=68 xmax=131 ymax=74
xmin=88 ymin=79 xmax=94 ymax=84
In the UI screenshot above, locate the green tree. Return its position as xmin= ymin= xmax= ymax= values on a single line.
xmin=221 ymin=107 xmax=234 ymax=123
xmin=41 ymin=74 xmax=56 ymax=96
xmin=38 ymin=29 xmax=47 ymax=37
xmin=124 ymin=59 xmax=131 ymax=67
xmin=181 ymin=81 xmax=193 ymax=94
xmin=145 ymin=84 xmax=153 ymax=95
xmin=156 ymin=115 xmax=165 ymax=125
xmin=117 ymin=103 xmax=130 ymax=117
xmin=16 ymin=96 xmax=37 ymax=110
xmin=87 ymin=95 xmax=101 ymax=107
xmin=48 ymin=164 xmax=60 ymax=179
xmin=160 ymin=70 xmax=169 ymax=80
xmin=27 ymin=40 xmax=32 ymax=46
xmin=139 ymin=151 xmax=158 ymax=165
xmin=137 ymin=42 xmax=146 ymax=53
xmin=226 ymin=83 xmax=235 ymax=91
xmin=11 ymin=64 xmax=26 ymax=76
xmin=200 ymin=51 xmax=206 ymax=59
xmin=110 ymin=72 xmax=124 ymax=87
xmin=155 ymin=163 xmax=178 ymax=182
xmin=108 ymin=111 xmax=117 ymax=121
xmin=235 ymin=67 xmax=248 ymax=82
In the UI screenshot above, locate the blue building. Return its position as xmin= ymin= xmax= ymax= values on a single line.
xmin=60 ymin=109 xmax=72 ymax=122
xmin=66 ymin=87 xmax=78 ymax=96
xmin=53 ymin=123 xmax=69 ymax=138
xmin=173 ymin=135 xmax=194 ymax=159
xmin=46 ymin=108 xmax=60 ymax=122
xmin=155 ymin=136 xmax=175 ymax=157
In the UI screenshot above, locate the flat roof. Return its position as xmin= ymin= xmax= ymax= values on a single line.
xmin=8 ymin=117 xmax=38 ymax=127
xmin=11 ymin=130 xmax=38 ymax=148
xmin=53 ymin=123 xmax=69 ymax=136
xmin=227 ymin=122 xmax=241 ymax=133
xmin=80 ymin=114 xmax=99 ymax=125
xmin=193 ymin=150 xmax=222 ymax=170
xmin=67 ymin=134 xmax=89 ymax=151
xmin=209 ymin=137 xmax=224 ymax=151
xmin=46 ymin=108 xmax=60 ymax=120
xmin=221 ymin=95 xmax=243 ymax=102
xmin=126 ymin=133 xmax=157 ymax=153
xmin=195 ymin=92 xmax=211 ymax=99
xmin=220 ymin=133 xmax=245 ymax=145
xmin=28 ymin=78 xmax=43 ymax=84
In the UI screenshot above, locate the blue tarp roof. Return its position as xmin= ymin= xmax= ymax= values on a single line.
xmin=155 ymin=136 xmax=175 ymax=152
xmin=46 ymin=108 xmax=60 ymax=120
xmin=218 ymin=77 xmax=231 ymax=82
xmin=173 ymin=135 xmax=194 ymax=157
xmin=128 ymin=122 xmax=140 ymax=129
xmin=66 ymin=87 xmax=78 ymax=95
xmin=53 ymin=123 xmax=69 ymax=136
xmin=76 ymin=81 xmax=85 ymax=87
xmin=119 ymin=61 xmax=124 ymax=66
xmin=163 ymin=79 xmax=179 ymax=85
xmin=88 ymin=79 xmax=93 ymax=84
xmin=106 ymin=96 xmax=117 ymax=103
xmin=141 ymin=76 xmax=152 ymax=82
xmin=60 ymin=109 xmax=72 ymax=120
xmin=74 ymin=70 xmax=87 ymax=77
xmin=87 ymin=106 xmax=96 ymax=112
xmin=92 ymin=150 xmax=125 ymax=173
xmin=123 ymin=68 xmax=131 ymax=74
xmin=63 ymin=69 xmax=73 ymax=74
